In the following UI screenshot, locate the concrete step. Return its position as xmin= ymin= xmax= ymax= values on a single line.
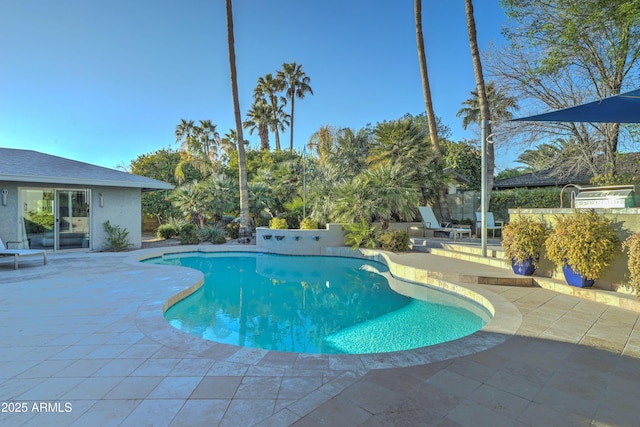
xmin=408 ymin=238 xmax=429 ymax=252
xmin=383 ymin=250 xmax=535 ymax=287
xmin=429 ymin=247 xmax=509 ymax=270
xmin=405 ymin=239 xmax=640 ymax=312
xmin=441 ymin=242 xmax=505 ymax=258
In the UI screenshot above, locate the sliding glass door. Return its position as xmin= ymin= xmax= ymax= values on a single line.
xmin=21 ymin=189 xmax=55 ymax=249
xmin=20 ymin=188 xmax=91 ymax=250
xmin=55 ymin=190 xmax=90 ymax=249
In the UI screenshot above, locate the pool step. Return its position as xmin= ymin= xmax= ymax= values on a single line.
xmin=455 ymin=271 xmax=534 ymax=287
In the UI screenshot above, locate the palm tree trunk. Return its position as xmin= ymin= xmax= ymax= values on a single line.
xmin=259 ymin=123 xmax=270 ymax=151
xmin=415 ymin=0 xmax=451 ymax=222
xmin=270 ymin=95 xmax=281 ymax=151
xmin=289 ymin=95 xmax=295 ymax=151
xmin=225 ymin=0 xmax=251 ymax=240
xmin=464 ymin=0 xmax=494 ymax=201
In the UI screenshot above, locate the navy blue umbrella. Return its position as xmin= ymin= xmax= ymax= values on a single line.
xmin=512 ymin=88 xmax=640 ymax=123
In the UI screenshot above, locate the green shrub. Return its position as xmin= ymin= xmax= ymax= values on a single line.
xmin=344 ymin=220 xmax=379 ymax=249
xmin=157 ymin=224 xmax=177 ymax=239
xmin=545 ymin=210 xmax=620 ymax=280
xmin=222 ymin=214 xmax=236 ymax=223
xmin=378 ymin=230 xmax=409 ymax=252
xmin=103 ymin=221 xmax=132 ymax=251
xmin=623 ymin=233 xmax=640 ymax=295
xmin=167 ymin=216 xmax=189 ymax=231
xmin=502 ymin=215 xmax=550 ymax=267
xmin=269 ymin=217 xmax=288 ymax=229
xmin=226 ymin=222 xmax=240 ymax=239
xmin=199 ymin=226 xmax=227 ymax=244
xmin=490 ymin=188 xmax=565 ymax=221
xmin=179 ymin=223 xmax=200 ymax=245
xmin=300 ymin=218 xmax=319 ymax=230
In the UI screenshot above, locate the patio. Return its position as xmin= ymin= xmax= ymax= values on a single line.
xmin=0 ymin=247 xmax=639 ymax=426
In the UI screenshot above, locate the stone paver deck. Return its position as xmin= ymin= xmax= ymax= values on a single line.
xmin=0 ymin=246 xmax=639 ymax=426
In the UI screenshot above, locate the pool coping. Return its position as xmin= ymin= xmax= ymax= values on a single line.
xmin=125 ymin=245 xmax=522 ymax=371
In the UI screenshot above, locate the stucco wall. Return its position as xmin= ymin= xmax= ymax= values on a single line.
xmin=256 ymin=224 xmax=346 ymax=255
xmin=92 ymin=187 xmax=142 ymax=250
xmin=0 ymin=183 xmax=20 ymax=244
xmin=508 ymin=208 xmax=640 ymax=292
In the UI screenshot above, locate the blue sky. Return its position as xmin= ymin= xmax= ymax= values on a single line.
xmin=0 ymin=0 xmax=512 ymax=172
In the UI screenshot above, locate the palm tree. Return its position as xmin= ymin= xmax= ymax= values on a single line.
xmin=244 ymin=101 xmax=271 ymax=151
xmin=175 ymin=119 xmax=195 ymax=145
xmin=370 ymin=118 xmax=436 ymax=205
xmin=517 ymin=138 xmax=592 ymax=177
xmin=324 ymin=127 xmax=371 ymax=179
xmin=201 ymin=173 xmax=237 ymax=222
xmin=268 ymin=97 xmax=290 ymax=150
xmin=222 ymin=129 xmax=237 ymax=149
xmin=171 ymin=181 xmax=209 ymax=227
xmin=464 ymin=0 xmax=494 ymax=203
xmin=369 ymin=118 xmax=432 ymax=171
xmin=415 ymin=0 xmax=451 ymax=222
xmin=307 ymin=124 xmax=336 ymax=163
xmin=278 ymin=62 xmax=313 ymax=151
xmin=225 ymin=0 xmax=251 ymax=239
xmin=457 ymin=81 xmax=518 ymax=129
xmin=174 ymin=119 xmax=226 ymax=181
xmin=198 ymin=119 xmax=223 ymax=169
xmin=328 ymin=163 xmax=419 ymax=229
xmin=254 ymin=73 xmax=286 ymax=150
xmin=361 ymin=163 xmax=420 ymax=229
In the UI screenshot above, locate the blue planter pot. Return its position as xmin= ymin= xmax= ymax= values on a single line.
xmin=562 ymin=264 xmax=595 ymax=288
xmin=511 ymin=258 xmax=536 ymax=276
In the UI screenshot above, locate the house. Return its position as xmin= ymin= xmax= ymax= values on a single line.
xmin=494 ymin=153 xmax=640 ymax=189
xmin=443 ymin=168 xmax=472 ymax=194
xmin=493 ymin=168 xmax=593 ymax=189
xmin=0 ymin=148 xmax=172 ymax=251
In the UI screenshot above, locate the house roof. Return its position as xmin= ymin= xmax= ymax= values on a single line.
xmin=494 ymin=153 xmax=640 ymax=189
xmin=443 ymin=168 xmax=471 ymax=185
xmin=493 ymin=169 xmax=593 ymax=189
xmin=0 ymin=148 xmax=173 ymax=191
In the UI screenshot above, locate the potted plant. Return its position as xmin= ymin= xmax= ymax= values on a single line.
xmin=501 ymin=215 xmax=550 ymax=276
xmin=545 ymin=210 xmax=620 ymax=287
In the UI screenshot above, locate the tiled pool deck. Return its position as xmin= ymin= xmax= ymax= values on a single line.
xmin=1 ymin=245 xmax=639 ymax=426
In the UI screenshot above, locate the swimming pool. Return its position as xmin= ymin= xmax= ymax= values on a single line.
xmin=146 ymin=252 xmax=492 ymax=354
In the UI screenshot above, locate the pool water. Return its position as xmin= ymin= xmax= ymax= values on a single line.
xmin=147 ymin=252 xmax=491 ymax=354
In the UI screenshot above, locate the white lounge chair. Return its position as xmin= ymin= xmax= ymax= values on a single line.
xmin=410 ymin=206 xmax=471 ymax=240
xmin=475 ymin=212 xmax=503 ymax=238
xmin=0 ymin=238 xmax=47 ymax=270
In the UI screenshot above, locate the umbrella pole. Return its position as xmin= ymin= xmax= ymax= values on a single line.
xmin=480 ymin=119 xmax=488 ymax=257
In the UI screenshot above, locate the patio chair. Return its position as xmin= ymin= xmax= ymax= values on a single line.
xmin=475 ymin=212 xmax=503 ymax=238
xmin=409 ymin=206 xmax=471 ymax=240
xmin=0 ymin=238 xmax=47 ymax=270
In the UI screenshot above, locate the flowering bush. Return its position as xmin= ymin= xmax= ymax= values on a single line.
xmin=300 ymin=218 xmax=319 ymax=230
xmin=623 ymin=233 xmax=640 ymax=295
xmin=501 ymin=215 xmax=550 ymax=267
xmin=379 ymin=230 xmax=409 ymax=252
xmin=545 ymin=210 xmax=620 ymax=280
xmin=269 ymin=217 xmax=288 ymax=229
